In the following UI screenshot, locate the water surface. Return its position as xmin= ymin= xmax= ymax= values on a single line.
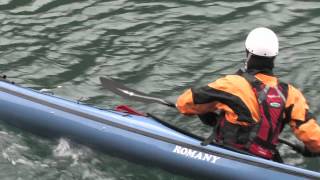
xmin=0 ymin=0 xmax=320 ymax=179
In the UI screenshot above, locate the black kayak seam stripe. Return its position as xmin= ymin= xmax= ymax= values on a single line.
xmin=0 ymin=86 xmax=318 ymax=179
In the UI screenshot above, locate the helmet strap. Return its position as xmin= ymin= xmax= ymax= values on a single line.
xmin=243 ymin=50 xmax=275 ymax=75
xmin=244 ymin=51 xmax=253 ymax=71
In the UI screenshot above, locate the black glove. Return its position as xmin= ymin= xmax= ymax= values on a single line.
xmin=301 ymin=147 xmax=320 ymax=157
xmin=198 ymin=112 xmax=219 ymax=126
xmin=291 ymin=143 xmax=320 ymax=157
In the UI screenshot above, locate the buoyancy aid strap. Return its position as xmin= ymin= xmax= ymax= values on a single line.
xmin=274 ymin=86 xmax=286 ymax=102
xmin=241 ymin=72 xmax=261 ymax=87
xmin=258 ymin=85 xmax=270 ymax=103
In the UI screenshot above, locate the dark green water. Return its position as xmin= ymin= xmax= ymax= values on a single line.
xmin=0 ymin=0 xmax=320 ymax=179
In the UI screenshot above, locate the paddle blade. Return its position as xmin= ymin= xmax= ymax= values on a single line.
xmin=99 ymin=77 xmax=175 ymax=107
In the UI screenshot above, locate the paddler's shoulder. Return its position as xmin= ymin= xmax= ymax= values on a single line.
xmin=255 ymin=73 xmax=278 ymax=87
xmin=207 ymin=74 xmax=249 ymax=89
xmin=286 ymin=83 xmax=306 ymax=101
xmin=207 ymin=73 xmax=282 ymax=89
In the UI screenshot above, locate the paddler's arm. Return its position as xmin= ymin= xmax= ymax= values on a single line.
xmin=176 ymin=76 xmax=236 ymax=115
xmin=176 ymin=75 xmax=251 ymax=125
xmin=175 ymin=76 xmax=237 ymax=115
xmin=176 ymin=75 xmax=255 ymax=124
xmin=287 ymin=85 xmax=320 ymax=153
xmin=176 ymin=88 xmax=217 ymax=115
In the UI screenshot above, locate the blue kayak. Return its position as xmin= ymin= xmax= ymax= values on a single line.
xmin=0 ymin=79 xmax=319 ymax=180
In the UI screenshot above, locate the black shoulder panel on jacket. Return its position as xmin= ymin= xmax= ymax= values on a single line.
xmin=191 ymin=86 xmax=255 ymax=123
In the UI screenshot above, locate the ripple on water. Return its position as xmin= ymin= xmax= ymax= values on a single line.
xmin=0 ymin=0 xmax=320 ymax=179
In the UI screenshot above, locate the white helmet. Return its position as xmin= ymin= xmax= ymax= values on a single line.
xmin=245 ymin=27 xmax=279 ymax=57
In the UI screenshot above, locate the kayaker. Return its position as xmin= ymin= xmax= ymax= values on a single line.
xmin=176 ymin=27 xmax=320 ymax=161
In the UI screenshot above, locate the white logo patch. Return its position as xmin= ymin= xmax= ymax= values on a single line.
xmin=267 ymin=95 xmax=280 ymax=98
xmin=270 ymin=102 xmax=281 ymax=108
xmin=173 ymin=145 xmax=221 ymax=163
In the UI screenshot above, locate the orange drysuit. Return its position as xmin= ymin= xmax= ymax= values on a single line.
xmin=176 ymin=73 xmax=320 ymax=153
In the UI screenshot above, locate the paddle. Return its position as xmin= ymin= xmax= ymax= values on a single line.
xmin=99 ymin=77 xmax=317 ymax=157
xmin=99 ymin=77 xmax=175 ymax=107
xmin=279 ymin=138 xmax=319 ymax=157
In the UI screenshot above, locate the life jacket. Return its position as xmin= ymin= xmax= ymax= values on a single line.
xmin=214 ymin=73 xmax=289 ymax=160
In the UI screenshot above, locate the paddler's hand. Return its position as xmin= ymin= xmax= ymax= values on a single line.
xmin=198 ymin=112 xmax=220 ymax=126
xmin=301 ymin=147 xmax=320 ymax=157
xmin=292 ymin=143 xmax=320 ymax=157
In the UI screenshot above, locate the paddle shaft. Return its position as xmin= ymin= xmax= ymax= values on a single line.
xmin=100 ymin=77 xmax=175 ymax=107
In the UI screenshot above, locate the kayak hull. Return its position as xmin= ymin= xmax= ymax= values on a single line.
xmin=0 ymin=81 xmax=319 ymax=180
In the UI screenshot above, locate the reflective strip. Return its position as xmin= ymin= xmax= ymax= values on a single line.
xmin=274 ymin=86 xmax=287 ymax=102
xmin=258 ymin=85 xmax=270 ymax=103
